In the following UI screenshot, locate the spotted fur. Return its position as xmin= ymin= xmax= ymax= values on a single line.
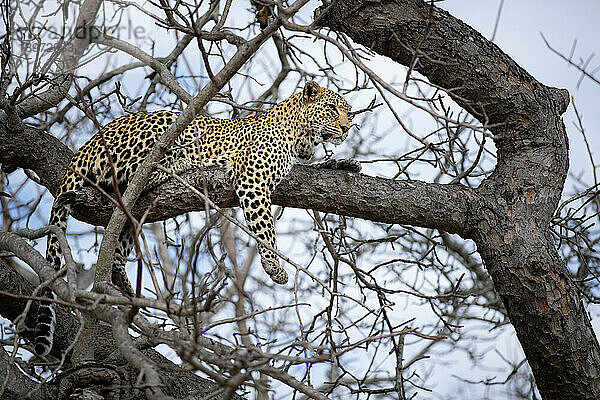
xmin=34 ymin=81 xmax=353 ymax=356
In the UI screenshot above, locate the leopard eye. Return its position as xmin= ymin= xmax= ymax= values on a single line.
xmin=326 ymin=103 xmax=338 ymax=113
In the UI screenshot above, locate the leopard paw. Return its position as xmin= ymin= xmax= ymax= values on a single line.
xmin=270 ymin=268 xmax=288 ymax=285
xmin=317 ymin=158 xmax=361 ymax=172
xmin=262 ymin=259 xmax=288 ymax=284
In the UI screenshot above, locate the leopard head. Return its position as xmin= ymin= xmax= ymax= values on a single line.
xmin=301 ymin=81 xmax=352 ymax=146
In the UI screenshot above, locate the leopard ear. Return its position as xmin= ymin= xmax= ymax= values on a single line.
xmin=303 ymin=81 xmax=321 ymax=104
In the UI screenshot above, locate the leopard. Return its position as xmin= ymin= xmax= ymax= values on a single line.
xmin=33 ymin=80 xmax=358 ymax=356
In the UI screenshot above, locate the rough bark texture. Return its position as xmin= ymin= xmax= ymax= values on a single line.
xmin=316 ymin=0 xmax=599 ymax=398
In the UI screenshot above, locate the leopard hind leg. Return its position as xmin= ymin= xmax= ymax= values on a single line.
xmin=111 ymin=229 xmax=135 ymax=296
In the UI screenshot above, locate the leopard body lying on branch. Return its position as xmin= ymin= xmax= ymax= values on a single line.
xmin=34 ymin=81 xmax=359 ymax=356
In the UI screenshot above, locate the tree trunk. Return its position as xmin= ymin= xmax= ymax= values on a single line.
xmin=316 ymin=0 xmax=600 ymax=398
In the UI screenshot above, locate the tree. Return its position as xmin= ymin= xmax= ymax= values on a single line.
xmin=1 ymin=0 xmax=599 ymax=399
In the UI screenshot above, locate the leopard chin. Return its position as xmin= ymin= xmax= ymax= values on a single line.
xmin=321 ymin=129 xmax=346 ymax=145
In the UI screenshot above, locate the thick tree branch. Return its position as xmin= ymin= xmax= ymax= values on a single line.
xmin=0 ymin=123 xmax=473 ymax=233
xmin=0 ymin=124 xmax=72 ymax=193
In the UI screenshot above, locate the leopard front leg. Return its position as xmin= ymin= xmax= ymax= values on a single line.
xmin=234 ymin=166 xmax=288 ymax=284
xmin=237 ymin=186 xmax=288 ymax=284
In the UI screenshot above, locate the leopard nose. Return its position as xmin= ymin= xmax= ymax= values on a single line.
xmin=341 ymin=125 xmax=349 ymax=135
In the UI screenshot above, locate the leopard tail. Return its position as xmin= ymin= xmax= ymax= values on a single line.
xmin=34 ymin=200 xmax=70 ymax=356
